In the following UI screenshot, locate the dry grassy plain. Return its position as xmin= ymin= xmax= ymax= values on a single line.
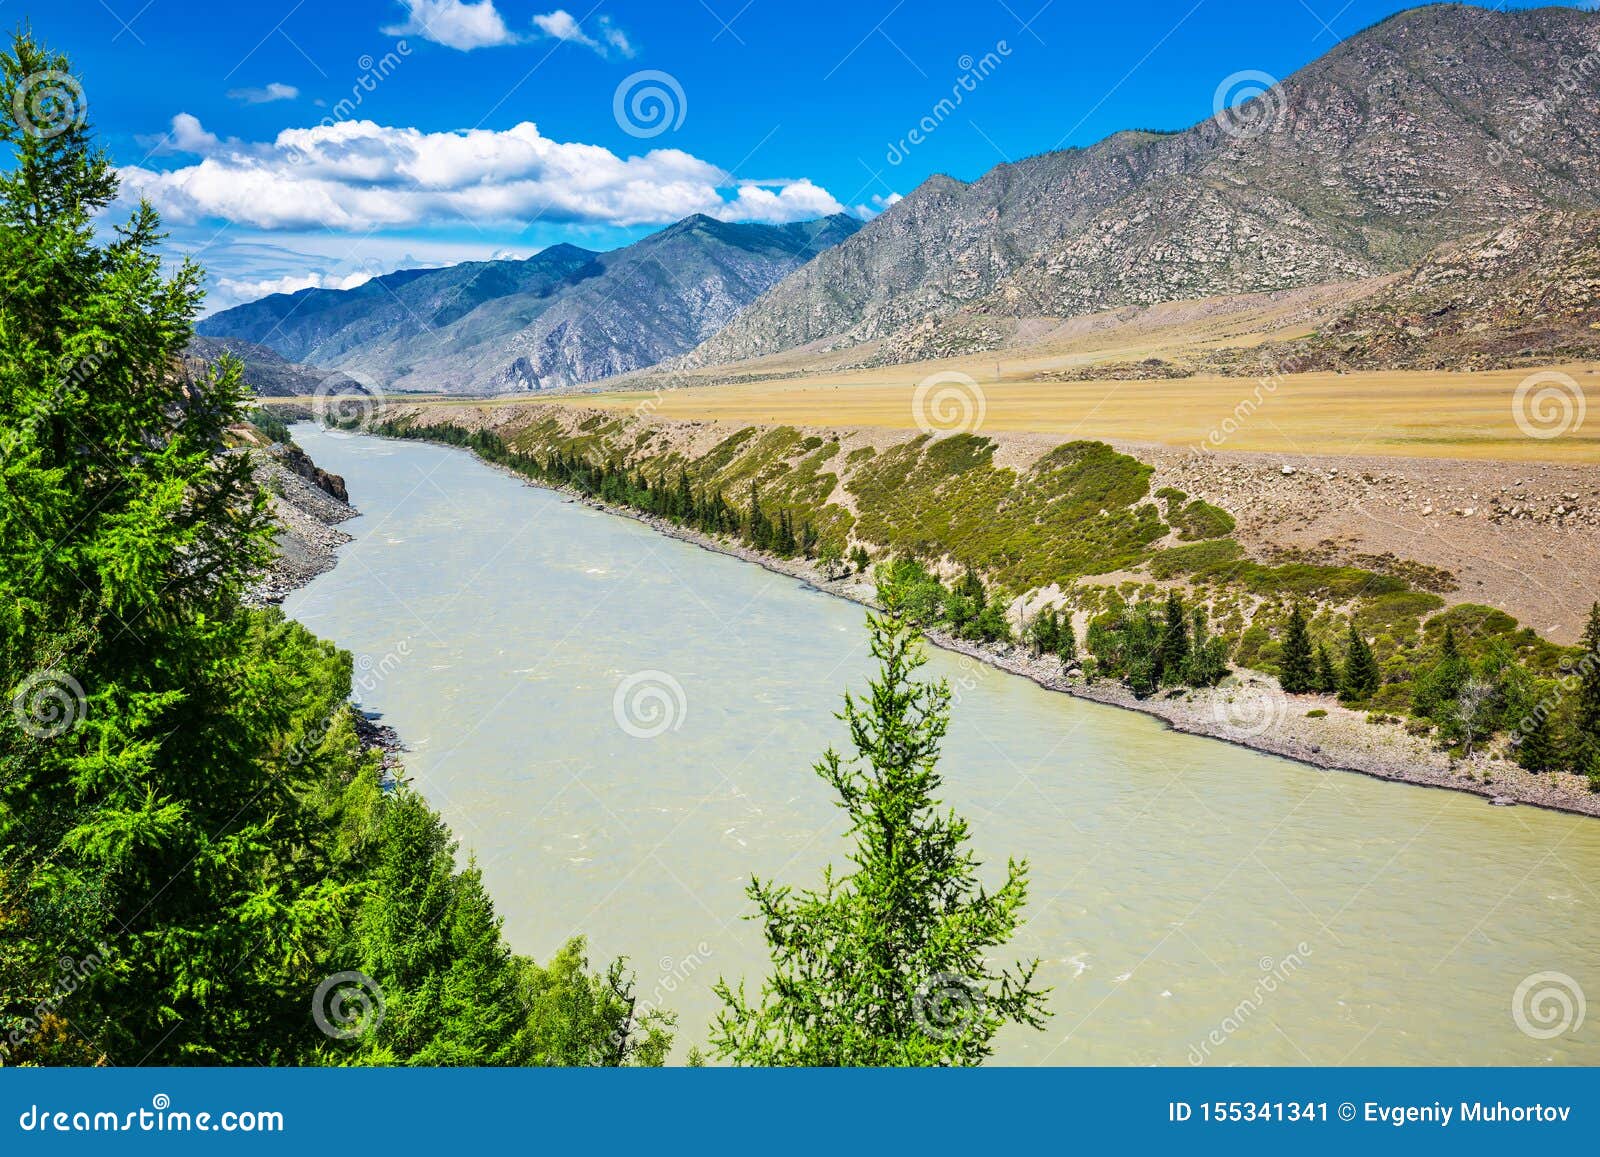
xmin=547 ymin=363 xmax=1600 ymax=464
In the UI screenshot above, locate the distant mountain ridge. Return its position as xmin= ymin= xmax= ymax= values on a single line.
xmin=682 ymin=3 xmax=1600 ymax=369
xmin=199 ymin=214 xmax=861 ymax=394
xmin=184 ymin=335 xmax=366 ymax=398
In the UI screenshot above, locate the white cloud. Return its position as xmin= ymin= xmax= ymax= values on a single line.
xmin=161 ymin=112 xmax=221 ymax=154
xmin=384 ymin=0 xmax=517 ymax=51
xmin=717 ymin=180 xmax=845 ymax=223
xmin=227 ymin=82 xmax=299 ymax=104
xmin=119 ymin=116 xmax=844 ymax=232
xmin=597 ymin=17 xmax=635 ymax=58
xmin=215 ymin=269 xmax=375 ymax=306
xmin=532 ymin=9 xmax=593 ymax=46
xmin=531 ymin=10 xmax=636 ymax=57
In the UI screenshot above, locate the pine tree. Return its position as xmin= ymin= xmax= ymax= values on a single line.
xmin=1515 ymin=706 xmax=1559 ymax=773
xmin=1028 ymin=607 xmax=1060 ymax=656
xmin=1313 ymin=643 xmax=1339 ymax=694
xmin=1279 ymin=604 xmax=1315 ymax=693
xmin=1339 ymin=620 xmax=1381 ymax=702
xmin=1159 ymin=592 xmax=1189 ymax=684
xmin=1056 ymin=612 xmax=1077 ymax=663
xmin=1574 ymin=602 xmax=1600 ymax=774
xmin=711 ymin=607 xmax=1049 ymax=1065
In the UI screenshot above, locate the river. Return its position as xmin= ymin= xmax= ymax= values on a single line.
xmin=283 ymin=424 xmax=1599 ymax=1065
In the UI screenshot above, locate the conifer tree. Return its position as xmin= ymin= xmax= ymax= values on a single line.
xmin=1574 ymin=602 xmax=1600 ymax=776
xmin=1339 ymin=620 xmax=1381 ymax=702
xmin=1515 ymin=705 xmax=1559 ymax=773
xmin=1313 ymin=643 xmax=1339 ymax=695
xmin=1056 ymin=612 xmax=1077 ymax=663
xmin=1159 ymin=592 xmax=1189 ymax=684
xmin=1028 ymin=607 xmax=1060 ymax=656
xmin=1279 ymin=604 xmax=1315 ymax=693
xmin=711 ymin=606 xmax=1049 ymax=1065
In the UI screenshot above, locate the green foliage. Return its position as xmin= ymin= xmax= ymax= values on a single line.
xmin=1167 ymin=497 xmax=1236 ymax=541
xmin=1086 ymin=592 xmax=1226 ymax=695
xmin=1313 ymin=643 xmax=1340 ymax=695
xmin=1279 ymin=605 xmax=1315 ymax=693
xmin=710 ymin=609 xmax=1048 ymax=1065
xmin=335 ymin=793 xmax=671 ymax=1066
xmin=0 ymin=34 xmax=664 ymax=1068
xmin=249 ymin=407 xmax=294 ymax=445
xmin=1339 ymin=621 xmax=1382 ymax=703
xmin=1026 ymin=605 xmax=1076 ymax=664
xmin=868 ymin=558 xmax=1010 ymax=644
xmin=1147 ymin=538 xmax=1245 ymax=581
xmin=1574 ymin=603 xmax=1600 ymax=780
xmin=1514 ymin=705 xmax=1558 ymax=772
xmin=847 ymin=437 xmax=1165 ymax=589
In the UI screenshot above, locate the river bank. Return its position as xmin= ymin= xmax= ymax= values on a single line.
xmin=282 ymin=420 xmax=1600 ymax=1066
xmin=397 ymin=429 xmax=1600 ymax=820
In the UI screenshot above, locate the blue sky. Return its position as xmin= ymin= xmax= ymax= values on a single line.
xmin=31 ymin=0 xmax=1595 ymax=313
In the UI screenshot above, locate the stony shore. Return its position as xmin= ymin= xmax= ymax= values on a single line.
xmin=248 ymin=445 xmax=358 ymax=604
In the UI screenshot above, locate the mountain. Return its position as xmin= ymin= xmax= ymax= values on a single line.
xmin=683 ymin=4 xmax=1600 ymax=369
xmin=198 ymin=214 xmax=861 ymax=394
xmin=184 ymin=335 xmax=366 ymax=397
xmin=1233 ymin=208 xmax=1600 ymax=372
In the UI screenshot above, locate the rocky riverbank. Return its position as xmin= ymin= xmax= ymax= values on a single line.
xmin=247 ymin=439 xmax=359 ymax=603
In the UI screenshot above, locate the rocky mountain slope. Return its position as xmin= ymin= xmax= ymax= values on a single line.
xmin=199 ymin=214 xmax=860 ymax=394
xmin=1236 ymin=209 xmax=1600 ymax=372
xmin=683 ymin=4 xmax=1600 ymax=369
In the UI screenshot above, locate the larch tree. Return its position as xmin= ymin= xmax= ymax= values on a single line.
xmin=710 ymin=602 xmax=1049 ymax=1065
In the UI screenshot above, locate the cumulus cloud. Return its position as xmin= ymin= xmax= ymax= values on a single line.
xmin=137 ymin=112 xmax=222 ymax=156
xmin=119 ymin=116 xmax=844 ymax=232
xmin=718 ymin=180 xmax=845 ymax=223
xmin=384 ymin=0 xmax=517 ymax=51
xmin=531 ymin=10 xmax=636 ymax=57
xmin=215 ymin=269 xmax=376 ymax=305
xmin=227 ymin=82 xmax=299 ymax=104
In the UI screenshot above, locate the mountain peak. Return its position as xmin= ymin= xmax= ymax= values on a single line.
xmin=198 ymin=213 xmax=859 ymax=394
xmin=684 ymin=2 xmax=1600 ymax=369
